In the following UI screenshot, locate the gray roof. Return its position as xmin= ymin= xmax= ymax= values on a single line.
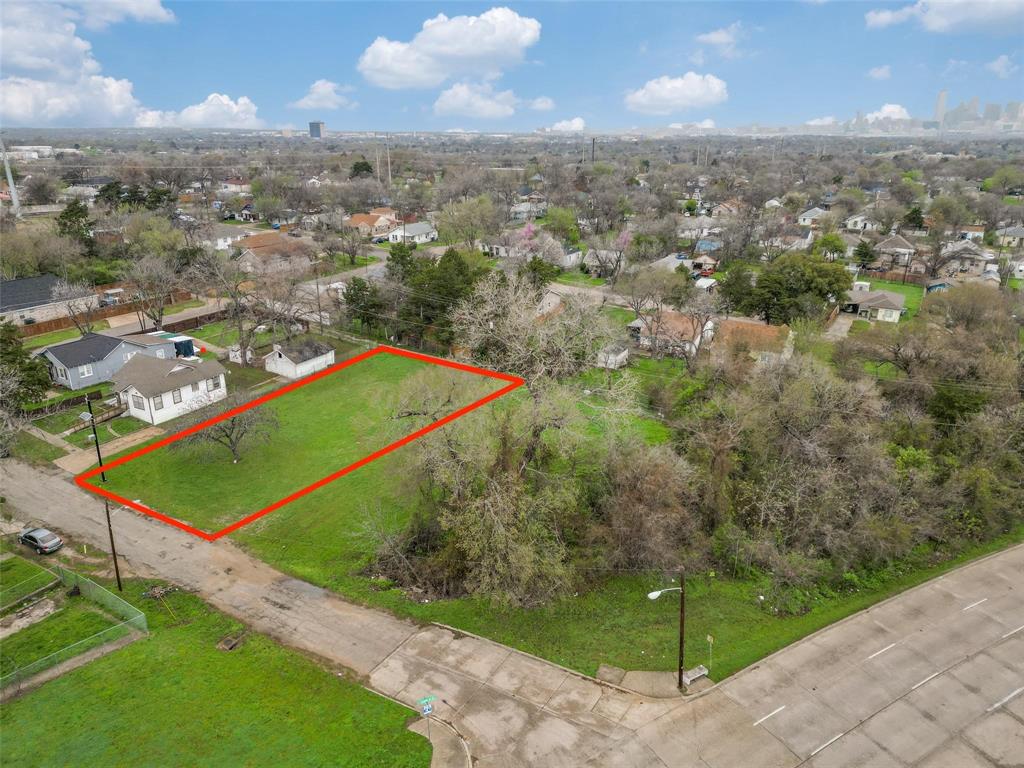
xmin=265 ymin=340 xmax=333 ymax=364
xmin=876 ymin=235 xmax=915 ymax=253
xmin=996 ymin=225 xmax=1024 ymax=237
xmin=118 ymin=333 xmax=174 ymax=347
xmin=390 ymin=221 xmax=436 ymax=237
xmin=111 ymin=355 xmax=226 ymax=398
xmin=45 ymin=333 xmax=125 ymax=367
xmin=0 ymin=274 xmax=61 ymax=313
xmin=799 ymin=207 xmax=827 ymax=219
xmin=845 ymin=289 xmax=906 ymax=311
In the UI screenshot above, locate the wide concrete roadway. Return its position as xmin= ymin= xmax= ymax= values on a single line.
xmin=2 ymin=460 xmax=1021 ymax=767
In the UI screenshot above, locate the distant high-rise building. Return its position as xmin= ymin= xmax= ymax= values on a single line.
xmin=1005 ymin=102 xmax=1023 ymax=121
xmin=983 ymin=103 xmax=1002 ymax=122
xmin=934 ymin=90 xmax=947 ymax=124
xmin=968 ymin=97 xmax=979 ymax=118
xmin=309 ymin=121 xmax=325 ymax=139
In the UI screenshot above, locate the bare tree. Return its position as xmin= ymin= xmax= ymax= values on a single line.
xmin=50 ymin=279 xmax=100 ymax=334
xmin=173 ymin=393 xmax=279 ymax=463
xmin=192 ymin=251 xmax=261 ymax=367
xmin=122 ymin=255 xmax=179 ymax=331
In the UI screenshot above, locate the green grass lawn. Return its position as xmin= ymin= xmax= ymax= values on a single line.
xmin=0 ymin=583 xmax=430 ymax=767
xmin=63 ymin=415 xmax=149 ymax=449
xmin=21 ymin=320 xmax=111 ymax=351
xmin=190 ymin=320 xmax=276 ymax=350
xmin=24 ymin=383 xmax=112 ymax=413
xmin=102 ymin=352 xmax=502 ymax=533
xmin=33 ymin=409 xmax=89 ymax=435
xmin=7 ymin=431 xmax=67 ymax=466
xmin=0 ymin=596 xmax=124 ymax=678
xmin=162 ymin=297 xmax=205 ymax=315
xmin=556 ymin=270 xmax=606 ymax=287
xmin=602 ymin=305 xmax=636 ymax=327
xmin=0 ymin=552 xmax=57 ymax=609
xmin=869 ymin=279 xmax=924 ymax=320
xmin=330 ymin=254 xmax=379 ymax=272
xmin=1008 ymin=277 xmax=1023 ymax=291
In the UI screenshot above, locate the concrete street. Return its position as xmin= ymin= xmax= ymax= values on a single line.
xmin=1 ymin=459 xmax=1021 ymax=766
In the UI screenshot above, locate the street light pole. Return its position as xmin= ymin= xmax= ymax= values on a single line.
xmin=648 ymin=568 xmax=686 ymax=690
xmin=85 ymin=398 xmax=123 ymax=592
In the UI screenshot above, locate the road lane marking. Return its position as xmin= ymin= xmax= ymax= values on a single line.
xmin=986 ymin=687 xmax=1024 ymax=713
xmin=753 ymin=705 xmax=785 ymax=726
xmin=865 ymin=642 xmax=896 ymax=660
xmin=962 ymin=598 xmax=988 ymax=611
xmin=911 ymin=672 xmax=940 ymax=690
xmin=810 ymin=734 xmax=844 ymax=756
xmin=1002 ymin=624 xmax=1024 ymax=639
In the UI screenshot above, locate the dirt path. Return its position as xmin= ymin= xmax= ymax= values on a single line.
xmin=53 ymin=427 xmax=164 ymax=474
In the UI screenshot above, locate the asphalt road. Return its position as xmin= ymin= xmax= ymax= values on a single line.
xmin=2 ymin=459 xmax=1021 ymax=767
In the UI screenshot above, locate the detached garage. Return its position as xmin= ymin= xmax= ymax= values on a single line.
xmin=263 ymin=341 xmax=335 ymax=380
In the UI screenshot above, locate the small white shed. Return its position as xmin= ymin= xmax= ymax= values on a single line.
xmin=263 ymin=341 xmax=335 ymax=380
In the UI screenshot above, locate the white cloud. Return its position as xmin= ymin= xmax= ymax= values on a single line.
xmin=669 ymin=119 xmax=715 ymax=129
xmin=358 ymin=7 xmax=541 ymax=89
xmin=433 ymin=82 xmax=518 ymax=119
xmin=866 ymin=0 xmax=1024 ymax=32
xmin=806 ymin=116 xmax=838 ymax=126
xmin=288 ymin=79 xmax=355 ymax=110
xmin=867 ymin=64 xmax=891 ymax=80
xmin=529 ymin=96 xmax=555 ymax=111
xmin=986 ymin=54 xmax=1018 ymax=79
xmin=136 ymin=94 xmax=264 ymax=129
xmin=695 ymin=22 xmax=743 ymax=58
xmin=688 ymin=49 xmax=706 ymax=66
xmin=866 ymin=103 xmax=911 ymax=122
xmin=549 ymin=116 xmax=585 ymax=132
xmin=0 ymin=2 xmax=264 ymax=128
xmin=624 ymin=72 xmax=728 ymax=115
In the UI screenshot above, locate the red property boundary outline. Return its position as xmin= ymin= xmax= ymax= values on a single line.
xmin=75 ymin=345 xmax=524 ymax=542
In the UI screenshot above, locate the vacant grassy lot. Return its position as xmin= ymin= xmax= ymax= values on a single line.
xmin=190 ymin=320 xmax=276 ymax=350
xmin=7 ymin=431 xmax=67 ymax=466
xmin=556 ymin=270 xmax=606 ymax=287
xmin=102 ymin=352 xmax=504 ymax=533
xmin=330 ymin=253 xmax=379 ymax=271
xmin=0 ymin=552 xmax=56 ymax=609
xmin=0 ymin=596 xmax=124 ymax=678
xmin=869 ymin=278 xmax=925 ymax=319
xmin=0 ymin=583 xmax=430 ymax=767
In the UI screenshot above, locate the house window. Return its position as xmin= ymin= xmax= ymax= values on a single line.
xmin=207 ymin=377 xmax=221 ymax=391
xmin=152 ymin=394 xmax=164 ymax=411
xmin=191 ymin=382 xmax=199 ymax=393
xmin=172 ymin=389 xmax=182 ymax=404
xmin=132 ymin=394 xmax=144 ymax=410
xmin=78 ymin=364 xmax=94 ymax=378
xmin=58 ymin=366 xmax=69 ymax=380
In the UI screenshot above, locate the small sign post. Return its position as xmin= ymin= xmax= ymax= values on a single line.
xmin=706 ymin=634 xmax=714 ymax=672
xmin=418 ymin=696 xmax=436 ymax=741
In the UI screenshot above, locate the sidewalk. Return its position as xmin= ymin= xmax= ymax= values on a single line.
xmin=53 ymin=426 xmax=164 ymax=474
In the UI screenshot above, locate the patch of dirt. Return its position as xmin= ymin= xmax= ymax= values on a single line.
xmin=216 ymin=632 xmax=248 ymax=651
xmin=0 ymin=598 xmax=58 ymax=640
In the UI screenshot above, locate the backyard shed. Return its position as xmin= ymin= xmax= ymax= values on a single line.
xmin=263 ymin=341 xmax=335 ymax=380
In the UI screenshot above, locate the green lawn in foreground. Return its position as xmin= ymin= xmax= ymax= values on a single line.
xmin=102 ymin=352 xmax=501 ymax=532
xmin=869 ymin=279 xmax=925 ymax=319
xmin=63 ymin=415 xmax=149 ymax=449
xmin=7 ymin=431 xmax=67 ymax=466
xmin=0 ymin=552 xmax=56 ymax=609
xmin=0 ymin=583 xmax=429 ymax=768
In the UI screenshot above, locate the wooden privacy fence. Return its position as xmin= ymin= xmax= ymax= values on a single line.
xmin=17 ymin=290 xmax=193 ymax=338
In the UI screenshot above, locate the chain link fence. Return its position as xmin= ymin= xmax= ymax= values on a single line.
xmin=0 ymin=567 xmax=147 ymax=691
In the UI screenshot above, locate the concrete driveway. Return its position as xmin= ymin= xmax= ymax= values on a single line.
xmin=1 ymin=460 xmax=1020 ymax=767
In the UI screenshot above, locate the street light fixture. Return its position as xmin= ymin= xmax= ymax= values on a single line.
xmin=647 ymin=569 xmax=685 ymax=690
xmin=84 ymin=397 xmax=123 ymax=592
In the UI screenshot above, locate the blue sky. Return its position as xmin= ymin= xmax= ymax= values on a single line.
xmin=1 ymin=1 xmax=1021 ymax=130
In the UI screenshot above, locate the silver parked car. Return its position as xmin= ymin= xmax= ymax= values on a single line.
xmin=18 ymin=527 xmax=64 ymax=555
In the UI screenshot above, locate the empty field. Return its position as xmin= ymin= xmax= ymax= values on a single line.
xmin=92 ymin=348 xmax=518 ymax=537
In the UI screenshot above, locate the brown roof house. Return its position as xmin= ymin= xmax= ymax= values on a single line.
xmin=235 ymin=232 xmax=313 ymax=274
xmin=112 ymin=355 xmax=227 ymax=425
xmin=627 ymin=310 xmax=715 ymax=358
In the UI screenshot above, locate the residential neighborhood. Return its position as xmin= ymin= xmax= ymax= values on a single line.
xmin=1 ymin=2 xmax=1022 ymax=767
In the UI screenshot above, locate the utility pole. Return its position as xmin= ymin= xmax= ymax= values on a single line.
xmin=677 ymin=568 xmax=686 ymax=690
xmin=0 ymin=136 xmax=22 ymax=220
xmin=591 ymin=137 xmax=596 ymax=163
xmin=385 ymin=133 xmax=393 ymax=189
xmin=85 ymin=397 xmax=123 ymax=592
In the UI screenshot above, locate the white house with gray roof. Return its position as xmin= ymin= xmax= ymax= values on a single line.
xmin=40 ymin=333 xmax=176 ymax=390
xmin=386 ymin=221 xmax=438 ymax=245
xmin=112 ymin=356 xmax=227 ymax=425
